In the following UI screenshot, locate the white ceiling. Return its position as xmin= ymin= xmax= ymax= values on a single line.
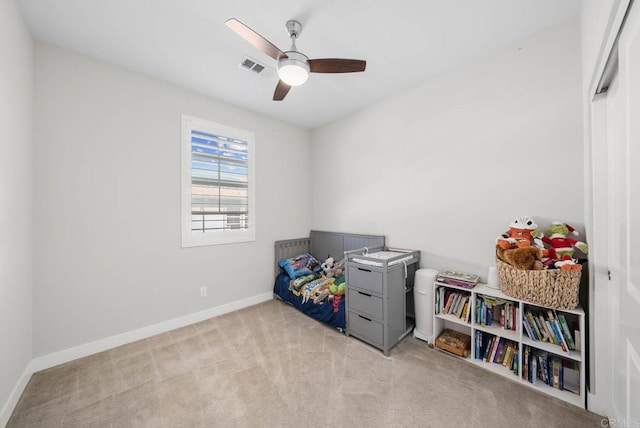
xmin=17 ymin=0 xmax=581 ymax=129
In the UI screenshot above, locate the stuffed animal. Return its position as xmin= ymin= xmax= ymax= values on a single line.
xmin=496 ymin=245 xmax=544 ymax=270
xmin=497 ymin=216 xmax=543 ymax=250
xmin=321 ymin=256 xmax=335 ymax=277
xmin=321 ymin=256 xmax=345 ymax=278
xmin=540 ymin=222 xmax=588 ymax=260
xmin=554 ymin=257 xmax=582 ymax=270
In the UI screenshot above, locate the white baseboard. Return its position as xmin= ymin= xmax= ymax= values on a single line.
xmin=31 ymin=292 xmax=273 ymax=372
xmin=0 ymin=360 xmax=35 ymax=428
xmin=1 ymin=292 xmax=272 ymax=427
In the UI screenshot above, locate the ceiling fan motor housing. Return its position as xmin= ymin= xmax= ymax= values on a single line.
xmin=278 ymin=51 xmax=310 ymax=86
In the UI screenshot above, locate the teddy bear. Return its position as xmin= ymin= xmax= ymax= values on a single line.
xmin=496 ymin=245 xmax=544 ymax=270
xmin=496 ymin=216 xmax=543 ymax=250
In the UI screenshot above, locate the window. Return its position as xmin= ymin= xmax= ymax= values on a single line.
xmin=181 ymin=115 xmax=255 ymax=247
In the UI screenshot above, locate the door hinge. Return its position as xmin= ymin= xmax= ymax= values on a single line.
xmin=608 ymin=270 xmax=612 ymax=280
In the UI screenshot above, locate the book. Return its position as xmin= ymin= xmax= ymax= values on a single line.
xmin=502 ymin=343 xmax=513 ymax=367
xmin=455 ymin=296 xmax=468 ymax=318
xmin=461 ymin=302 xmax=470 ymax=321
xmin=540 ymin=316 xmax=556 ymax=344
xmin=551 ymin=358 xmax=561 ymax=389
xmin=437 ymin=271 xmax=480 ymax=285
xmin=533 ymin=314 xmax=549 ymax=342
xmin=450 ymin=294 xmax=461 ymax=314
xmin=530 ymin=354 xmax=537 ymax=385
xmin=526 ymin=311 xmax=542 ymax=340
xmin=482 ymin=336 xmax=494 ymax=362
xmin=547 ymin=310 xmax=568 ymax=352
xmin=522 ymin=317 xmax=536 ymax=341
xmin=464 ymin=302 xmax=471 ymax=323
xmin=557 ymin=314 xmax=576 ymax=350
xmin=562 ymin=360 xmax=580 ymax=394
xmin=493 ymin=338 xmax=505 ymax=363
xmin=537 ymin=353 xmax=548 ymax=384
xmin=443 ymin=293 xmax=455 ymax=314
xmin=435 ymin=278 xmax=478 ymax=289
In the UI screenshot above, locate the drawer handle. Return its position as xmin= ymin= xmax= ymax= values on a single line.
xmin=357 ymin=291 xmax=372 ymax=297
xmin=357 ymin=267 xmax=371 ymax=272
xmin=358 ymin=315 xmax=372 ymax=322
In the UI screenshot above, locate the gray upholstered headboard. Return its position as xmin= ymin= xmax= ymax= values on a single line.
xmin=274 ymin=230 xmax=385 ymax=275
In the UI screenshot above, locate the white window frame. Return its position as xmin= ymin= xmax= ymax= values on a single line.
xmin=181 ymin=115 xmax=255 ymax=247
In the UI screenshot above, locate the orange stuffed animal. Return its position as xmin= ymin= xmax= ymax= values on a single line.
xmin=496 ymin=216 xmax=541 ymax=250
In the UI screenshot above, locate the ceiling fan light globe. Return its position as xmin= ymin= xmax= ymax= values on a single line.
xmin=277 ymin=52 xmax=310 ymax=86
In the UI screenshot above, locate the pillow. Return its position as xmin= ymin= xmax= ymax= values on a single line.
xmin=278 ymin=253 xmax=321 ymax=279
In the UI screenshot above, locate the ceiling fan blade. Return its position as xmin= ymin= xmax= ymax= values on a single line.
xmin=308 ymin=59 xmax=367 ymax=73
xmin=273 ymin=80 xmax=291 ymax=101
xmin=225 ymin=18 xmax=287 ymax=61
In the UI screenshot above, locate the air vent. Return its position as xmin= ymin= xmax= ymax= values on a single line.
xmin=239 ymin=56 xmax=267 ymax=74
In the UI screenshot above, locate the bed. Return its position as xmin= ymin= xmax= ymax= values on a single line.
xmin=273 ymin=230 xmax=385 ymax=330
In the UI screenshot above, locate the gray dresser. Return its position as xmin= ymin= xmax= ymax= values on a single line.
xmin=345 ymin=248 xmax=420 ymax=356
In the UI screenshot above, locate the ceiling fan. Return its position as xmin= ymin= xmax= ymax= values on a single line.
xmin=225 ymin=18 xmax=367 ymax=101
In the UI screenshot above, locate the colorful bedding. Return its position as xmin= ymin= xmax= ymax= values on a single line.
xmin=273 ymin=272 xmax=346 ymax=330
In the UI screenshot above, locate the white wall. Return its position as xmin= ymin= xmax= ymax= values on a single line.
xmin=0 ymin=0 xmax=34 ymax=424
xmin=311 ymin=21 xmax=583 ymax=279
xmin=33 ymin=43 xmax=312 ymax=357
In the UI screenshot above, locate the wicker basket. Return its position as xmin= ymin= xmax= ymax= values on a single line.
xmin=496 ymin=259 xmax=581 ymax=309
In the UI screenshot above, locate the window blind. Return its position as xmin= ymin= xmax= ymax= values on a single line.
xmin=190 ymin=130 xmax=249 ymax=232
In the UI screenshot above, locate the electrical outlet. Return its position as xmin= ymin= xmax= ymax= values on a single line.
xmin=200 ymin=286 xmax=207 ymax=297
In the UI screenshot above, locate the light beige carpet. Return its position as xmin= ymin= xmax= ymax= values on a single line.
xmin=8 ymin=299 xmax=604 ymax=427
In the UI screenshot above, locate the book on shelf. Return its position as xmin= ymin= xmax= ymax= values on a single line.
xmin=562 ymin=360 xmax=580 ymax=394
xmin=443 ymin=293 xmax=455 ymax=314
xmin=475 ymin=330 xmax=485 ymax=359
xmin=482 ymin=335 xmax=494 ymax=362
xmin=536 ymin=314 xmax=554 ymax=343
xmin=455 ymin=296 xmax=468 ymax=318
xmin=530 ymin=353 xmax=538 ymax=385
xmin=490 ymin=337 xmax=504 ymax=363
xmin=436 ymin=288 xmax=470 ymax=322
xmin=551 ymin=357 xmax=562 ymax=389
xmin=436 ymin=270 xmax=480 ymax=284
xmin=460 ymin=301 xmax=470 ymax=321
xmin=546 ymin=310 xmax=569 ymax=353
xmin=502 ymin=343 xmax=513 ymax=367
xmin=522 ymin=316 xmax=536 ymax=341
xmin=437 ymin=270 xmax=480 ymax=286
xmin=525 ymin=311 xmax=543 ymax=341
xmin=557 ymin=313 xmax=577 ymax=350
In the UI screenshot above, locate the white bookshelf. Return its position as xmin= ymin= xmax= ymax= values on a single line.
xmin=432 ymin=281 xmax=586 ymax=409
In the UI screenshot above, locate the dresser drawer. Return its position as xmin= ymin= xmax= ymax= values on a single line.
xmin=348 ymin=312 xmax=384 ymax=346
xmin=348 ymin=288 xmax=383 ymax=320
xmin=347 ymin=266 xmax=383 ymax=294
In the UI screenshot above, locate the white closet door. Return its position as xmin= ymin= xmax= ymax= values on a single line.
xmin=607 ymin=1 xmax=640 ymax=422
